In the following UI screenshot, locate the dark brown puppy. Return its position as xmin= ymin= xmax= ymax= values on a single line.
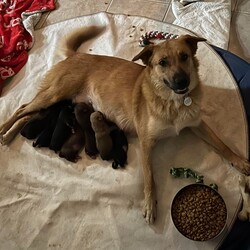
xmin=59 ymin=123 xmax=85 ymax=163
xmin=33 ymin=100 xmax=72 ymax=148
xmin=49 ymin=104 xmax=75 ymax=153
xmin=90 ymin=111 xmax=113 ymax=161
xmin=20 ymin=110 xmax=49 ymax=140
xmin=110 ymin=126 xmax=128 ymax=169
xmin=74 ymin=102 xmax=98 ymax=158
xmin=90 ymin=111 xmax=128 ymax=167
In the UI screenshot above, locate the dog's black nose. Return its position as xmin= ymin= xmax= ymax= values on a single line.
xmin=173 ymin=72 xmax=190 ymax=90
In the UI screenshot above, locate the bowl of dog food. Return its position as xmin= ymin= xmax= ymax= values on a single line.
xmin=171 ymin=183 xmax=227 ymax=241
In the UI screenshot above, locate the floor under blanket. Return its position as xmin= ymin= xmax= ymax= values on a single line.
xmin=36 ymin=0 xmax=250 ymax=63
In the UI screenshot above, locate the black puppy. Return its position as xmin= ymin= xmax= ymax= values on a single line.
xmin=74 ymin=102 xmax=98 ymax=158
xmin=33 ymin=100 xmax=72 ymax=148
xmin=49 ymin=105 xmax=75 ymax=153
xmin=59 ymin=123 xmax=85 ymax=163
xmin=20 ymin=110 xmax=49 ymax=140
xmin=110 ymin=127 xmax=128 ymax=169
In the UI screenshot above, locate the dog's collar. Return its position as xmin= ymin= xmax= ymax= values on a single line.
xmin=183 ymin=95 xmax=192 ymax=106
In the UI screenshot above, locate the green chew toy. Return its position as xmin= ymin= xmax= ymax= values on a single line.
xmin=170 ymin=167 xmax=218 ymax=191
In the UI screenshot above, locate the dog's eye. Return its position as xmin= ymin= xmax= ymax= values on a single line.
xmin=180 ymin=53 xmax=188 ymax=62
xmin=159 ymin=59 xmax=168 ymax=67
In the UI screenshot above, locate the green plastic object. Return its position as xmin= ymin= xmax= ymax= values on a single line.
xmin=170 ymin=167 xmax=204 ymax=184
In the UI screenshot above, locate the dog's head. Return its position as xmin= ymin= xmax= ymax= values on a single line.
xmin=132 ymin=35 xmax=206 ymax=95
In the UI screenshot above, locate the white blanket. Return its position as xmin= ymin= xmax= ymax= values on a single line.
xmin=0 ymin=12 xmax=247 ymax=250
xmin=172 ymin=0 xmax=231 ymax=49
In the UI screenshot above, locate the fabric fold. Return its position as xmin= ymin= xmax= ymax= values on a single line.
xmin=172 ymin=0 xmax=231 ymax=50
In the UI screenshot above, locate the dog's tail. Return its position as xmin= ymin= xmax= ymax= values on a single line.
xmin=57 ymin=26 xmax=106 ymax=58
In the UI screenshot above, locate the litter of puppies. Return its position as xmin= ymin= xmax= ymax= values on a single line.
xmin=20 ymin=100 xmax=128 ymax=168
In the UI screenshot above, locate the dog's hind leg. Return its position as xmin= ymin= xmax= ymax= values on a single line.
xmin=0 ymin=103 xmax=29 ymax=135
xmin=0 ymin=113 xmax=41 ymax=145
xmin=0 ymin=85 xmax=70 ymax=144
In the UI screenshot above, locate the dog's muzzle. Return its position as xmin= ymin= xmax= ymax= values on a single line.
xmin=164 ymin=71 xmax=190 ymax=95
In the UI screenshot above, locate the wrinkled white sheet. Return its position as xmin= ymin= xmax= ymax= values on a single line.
xmin=0 ymin=12 xmax=247 ymax=250
xmin=22 ymin=12 xmax=43 ymax=48
xmin=172 ymin=0 xmax=231 ymax=49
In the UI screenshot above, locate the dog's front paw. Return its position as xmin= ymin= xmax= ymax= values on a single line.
xmin=143 ymin=198 xmax=157 ymax=224
xmin=238 ymin=209 xmax=250 ymax=221
xmin=239 ymin=175 xmax=246 ymax=186
xmin=238 ymin=175 xmax=250 ymax=221
xmin=231 ymin=158 xmax=250 ymax=176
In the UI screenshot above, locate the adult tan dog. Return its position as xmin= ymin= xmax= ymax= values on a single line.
xmin=0 ymin=26 xmax=250 ymax=224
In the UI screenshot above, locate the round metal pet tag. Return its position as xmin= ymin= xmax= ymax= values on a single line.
xmin=184 ymin=96 xmax=192 ymax=106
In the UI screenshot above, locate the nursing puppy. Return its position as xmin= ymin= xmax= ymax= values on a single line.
xmin=1 ymin=26 xmax=250 ymax=224
xmin=90 ymin=111 xmax=113 ymax=161
xmin=59 ymin=123 xmax=85 ymax=163
xmin=49 ymin=104 xmax=75 ymax=153
xmin=74 ymin=102 xmax=99 ymax=158
xmin=90 ymin=111 xmax=128 ymax=168
xmin=20 ymin=111 xmax=49 ymax=140
xmin=110 ymin=126 xmax=128 ymax=169
xmin=32 ymin=101 xmax=71 ymax=148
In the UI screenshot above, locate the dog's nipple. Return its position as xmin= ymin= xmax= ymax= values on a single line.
xmin=183 ymin=96 xmax=192 ymax=106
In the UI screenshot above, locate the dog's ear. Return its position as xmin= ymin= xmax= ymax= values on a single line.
xmin=181 ymin=35 xmax=206 ymax=55
xmin=132 ymin=45 xmax=154 ymax=65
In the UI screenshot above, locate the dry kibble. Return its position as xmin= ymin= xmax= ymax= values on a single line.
xmin=171 ymin=184 xmax=227 ymax=241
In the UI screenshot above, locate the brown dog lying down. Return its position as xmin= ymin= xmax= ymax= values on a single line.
xmin=0 ymin=26 xmax=250 ymax=224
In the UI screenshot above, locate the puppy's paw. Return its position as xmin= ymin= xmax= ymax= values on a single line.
xmin=143 ymin=198 xmax=157 ymax=224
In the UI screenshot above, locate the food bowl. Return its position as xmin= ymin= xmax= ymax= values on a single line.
xmin=171 ymin=184 xmax=227 ymax=241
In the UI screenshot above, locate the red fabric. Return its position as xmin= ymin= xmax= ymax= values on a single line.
xmin=0 ymin=0 xmax=55 ymax=94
